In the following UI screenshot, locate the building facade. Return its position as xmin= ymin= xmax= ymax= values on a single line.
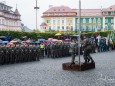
xmin=0 ymin=2 xmax=22 ymax=31
xmin=41 ymin=6 xmax=77 ymax=32
xmin=41 ymin=5 xmax=115 ymax=32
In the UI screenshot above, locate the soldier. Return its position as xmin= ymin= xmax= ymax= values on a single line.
xmin=69 ymin=40 xmax=78 ymax=65
xmin=82 ymin=36 xmax=95 ymax=64
xmin=46 ymin=43 xmax=51 ymax=58
xmin=40 ymin=42 xmax=45 ymax=58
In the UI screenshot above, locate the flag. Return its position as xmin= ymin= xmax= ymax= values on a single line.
xmin=107 ymin=32 xmax=110 ymax=41
xmin=112 ymin=31 xmax=115 ymax=42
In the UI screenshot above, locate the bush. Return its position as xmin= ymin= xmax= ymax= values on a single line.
xmin=0 ymin=30 xmax=114 ymax=40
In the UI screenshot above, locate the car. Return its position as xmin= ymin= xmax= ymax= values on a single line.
xmin=35 ymin=39 xmax=46 ymax=45
xmin=0 ymin=36 xmax=9 ymax=45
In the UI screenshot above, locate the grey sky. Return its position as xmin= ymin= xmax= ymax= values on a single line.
xmin=1 ymin=0 xmax=115 ymax=30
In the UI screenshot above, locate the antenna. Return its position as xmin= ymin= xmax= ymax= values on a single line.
xmin=16 ymin=4 xmax=17 ymax=9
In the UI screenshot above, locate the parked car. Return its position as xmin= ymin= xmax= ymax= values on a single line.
xmin=10 ymin=38 xmax=22 ymax=44
xmin=35 ymin=39 xmax=46 ymax=45
xmin=0 ymin=36 xmax=9 ymax=45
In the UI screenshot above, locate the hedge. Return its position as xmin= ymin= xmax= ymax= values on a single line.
xmin=0 ymin=30 xmax=114 ymax=40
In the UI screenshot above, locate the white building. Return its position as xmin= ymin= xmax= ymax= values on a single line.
xmin=0 ymin=2 xmax=22 ymax=31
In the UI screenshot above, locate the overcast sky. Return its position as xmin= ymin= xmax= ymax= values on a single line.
xmin=1 ymin=0 xmax=115 ymax=30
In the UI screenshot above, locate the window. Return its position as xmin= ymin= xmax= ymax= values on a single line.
xmin=58 ymin=20 xmax=60 ymax=24
xmin=104 ymin=12 xmax=108 ymax=15
xmin=105 ymin=24 xmax=108 ymax=30
xmin=83 ymin=18 xmax=86 ymax=23
xmin=53 ymin=20 xmax=55 ymax=24
xmin=111 ymin=24 xmax=114 ymax=30
xmin=46 ymin=20 xmax=50 ymax=23
xmin=111 ymin=19 xmax=114 ymax=23
xmin=57 ymin=26 xmax=60 ymax=30
xmin=83 ymin=25 xmax=86 ymax=31
xmin=105 ymin=19 xmax=108 ymax=23
xmin=111 ymin=12 xmax=114 ymax=15
xmin=66 ymin=26 xmax=68 ymax=30
xmin=77 ymin=19 xmax=79 ymax=23
xmin=62 ymin=26 xmax=64 ymax=29
xmin=93 ymin=18 xmax=96 ymax=23
xmin=71 ymin=26 xmax=73 ymax=31
xmin=98 ymin=18 xmax=101 ymax=23
xmin=89 ymin=25 xmax=92 ymax=31
xmin=53 ymin=26 xmax=55 ymax=30
xmin=89 ymin=18 xmax=92 ymax=23
xmin=68 ymin=20 xmax=72 ymax=24
xmin=62 ymin=20 xmax=64 ymax=24
xmin=49 ymin=26 xmax=51 ymax=30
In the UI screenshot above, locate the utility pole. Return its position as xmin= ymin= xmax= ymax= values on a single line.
xmin=78 ymin=0 xmax=81 ymax=66
xmin=34 ymin=0 xmax=39 ymax=31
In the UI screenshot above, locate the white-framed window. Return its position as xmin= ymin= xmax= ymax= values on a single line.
xmin=53 ymin=26 xmax=55 ymax=30
xmin=71 ymin=26 xmax=73 ymax=31
xmin=111 ymin=19 xmax=114 ymax=23
xmin=89 ymin=25 xmax=92 ymax=31
xmin=89 ymin=18 xmax=92 ymax=23
xmin=77 ymin=19 xmax=79 ymax=23
xmin=68 ymin=20 xmax=72 ymax=24
xmin=49 ymin=26 xmax=51 ymax=30
xmin=83 ymin=18 xmax=86 ymax=23
xmin=105 ymin=19 xmax=108 ymax=23
xmin=62 ymin=20 xmax=64 ymax=24
xmin=53 ymin=20 xmax=55 ymax=24
xmin=58 ymin=20 xmax=60 ymax=24
xmin=46 ymin=20 xmax=50 ymax=23
xmin=62 ymin=26 xmax=64 ymax=29
xmin=105 ymin=24 xmax=108 ymax=30
xmin=93 ymin=18 xmax=96 ymax=23
xmin=66 ymin=26 xmax=68 ymax=30
xmin=83 ymin=25 xmax=86 ymax=31
xmin=57 ymin=26 xmax=60 ymax=30
xmin=111 ymin=12 xmax=114 ymax=15
xmin=111 ymin=24 xmax=114 ymax=30
xmin=98 ymin=18 xmax=101 ymax=23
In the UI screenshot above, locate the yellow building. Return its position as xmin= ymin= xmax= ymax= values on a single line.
xmin=41 ymin=6 xmax=77 ymax=32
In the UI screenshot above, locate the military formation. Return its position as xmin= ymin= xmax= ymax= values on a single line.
xmin=0 ymin=45 xmax=40 ymax=65
xmin=46 ymin=42 xmax=70 ymax=58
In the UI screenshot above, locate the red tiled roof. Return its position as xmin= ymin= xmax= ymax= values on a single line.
xmin=43 ymin=6 xmax=77 ymax=13
xmin=76 ymin=9 xmax=102 ymax=17
xmin=40 ymin=22 xmax=47 ymax=26
xmin=102 ymin=5 xmax=115 ymax=12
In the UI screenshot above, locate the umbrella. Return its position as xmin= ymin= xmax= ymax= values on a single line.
xmin=52 ymin=39 xmax=58 ymax=42
xmin=48 ymin=38 xmax=53 ymax=41
xmin=55 ymin=33 xmax=61 ymax=36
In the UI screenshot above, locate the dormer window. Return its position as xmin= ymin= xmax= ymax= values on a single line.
xmin=54 ymin=9 xmax=56 ymax=11
xmin=63 ymin=9 xmax=65 ymax=11
xmin=58 ymin=9 xmax=60 ymax=11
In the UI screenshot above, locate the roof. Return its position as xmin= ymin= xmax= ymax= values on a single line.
xmin=102 ymin=5 xmax=115 ymax=12
xmin=76 ymin=9 xmax=102 ymax=17
xmin=43 ymin=6 xmax=77 ymax=13
xmin=14 ymin=9 xmax=21 ymax=16
xmin=40 ymin=22 xmax=47 ymax=26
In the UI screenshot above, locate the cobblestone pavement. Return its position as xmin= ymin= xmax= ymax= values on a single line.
xmin=0 ymin=51 xmax=115 ymax=86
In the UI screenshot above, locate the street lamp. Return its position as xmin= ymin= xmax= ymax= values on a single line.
xmin=78 ymin=0 xmax=81 ymax=66
xmin=34 ymin=0 xmax=40 ymax=31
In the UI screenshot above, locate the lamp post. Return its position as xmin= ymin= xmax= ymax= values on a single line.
xmin=34 ymin=0 xmax=39 ymax=31
xmin=78 ymin=0 xmax=81 ymax=66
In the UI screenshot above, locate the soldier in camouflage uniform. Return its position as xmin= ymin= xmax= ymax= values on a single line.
xmin=69 ymin=40 xmax=78 ymax=65
xmin=82 ymin=36 xmax=95 ymax=64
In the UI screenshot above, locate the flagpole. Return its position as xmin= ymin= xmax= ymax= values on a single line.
xmin=34 ymin=0 xmax=39 ymax=31
xmin=78 ymin=0 xmax=81 ymax=66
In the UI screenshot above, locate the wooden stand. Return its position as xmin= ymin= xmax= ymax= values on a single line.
xmin=62 ymin=61 xmax=95 ymax=71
